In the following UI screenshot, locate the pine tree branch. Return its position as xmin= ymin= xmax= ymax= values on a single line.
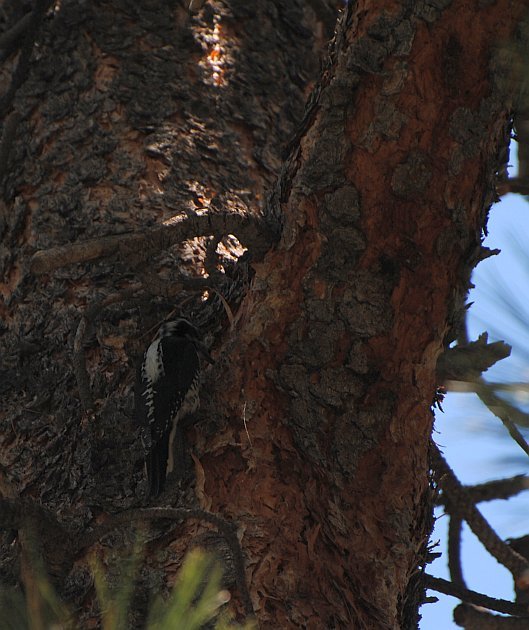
xmin=435 ymin=475 xmax=529 ymax=507
xmin=448 ymin=515 xmax=466 ymax=589
xmin=436 ymin=333 xmax=511 ymax=383
xmin=497 ymin=178 xmax=529 ymax=196
xmin=424 ymin=574 xmax=528 ymax=618
xmin=454 ymin=602 xmax=529 ymax=628
xmin=431 ymin=444 xmax=529 ymax=587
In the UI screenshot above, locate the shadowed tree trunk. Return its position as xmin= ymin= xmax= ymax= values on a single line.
xmin=0 ymin=0 xmax=527 ymax=628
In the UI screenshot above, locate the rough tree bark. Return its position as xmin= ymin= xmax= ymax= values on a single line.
xmin=0 ymin=0 xmax=527 ymax=628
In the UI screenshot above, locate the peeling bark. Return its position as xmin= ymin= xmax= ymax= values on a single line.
xmin=198 ymin=1 xmax=528 ymax=627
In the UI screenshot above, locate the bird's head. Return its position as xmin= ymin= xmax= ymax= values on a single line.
xmin=159 ymin=319 xmax=214 ymax=363
xmin=159 ymin=318 xmax=199 ymax=341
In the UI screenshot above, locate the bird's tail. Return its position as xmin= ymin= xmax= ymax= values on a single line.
xmin=146 ymin=436 xmax=169 ymax=497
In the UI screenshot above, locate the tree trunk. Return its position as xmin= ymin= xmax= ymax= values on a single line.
xmin=0 ymin=0 xmax=526 ymax=628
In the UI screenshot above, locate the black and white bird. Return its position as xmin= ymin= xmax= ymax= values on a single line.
xmin=135 ymin=319 xmax=211 ymax=497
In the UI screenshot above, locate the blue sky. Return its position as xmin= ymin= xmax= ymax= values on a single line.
xmin=420 ymin=189 xmax=529 ymax=628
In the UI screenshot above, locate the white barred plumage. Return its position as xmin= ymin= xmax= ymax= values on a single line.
xmin=135 ymin=319 xmax=206 ymax=497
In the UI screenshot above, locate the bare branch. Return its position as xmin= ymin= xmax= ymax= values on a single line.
xmin=431 ymin=444 xmax=529 ymax=585
xmin=498 ymin=178 xmax=529 ymax=196
xmin=30 ymin=212 xmax=274 ymax=275
xmin=453 ymin=602 xmax=529 ymax=628
xmin=0 ymin=498 xmax=254 ymax=617
xmin=424 ymin=575 xmax=528 ymax=618
xmin=436 ymin=475 xmax=529 ymax=507
xmin=448 ymin=516 xmax=466 ymax=589
xmin=436 ymin=333 xmax=511 ymax=383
